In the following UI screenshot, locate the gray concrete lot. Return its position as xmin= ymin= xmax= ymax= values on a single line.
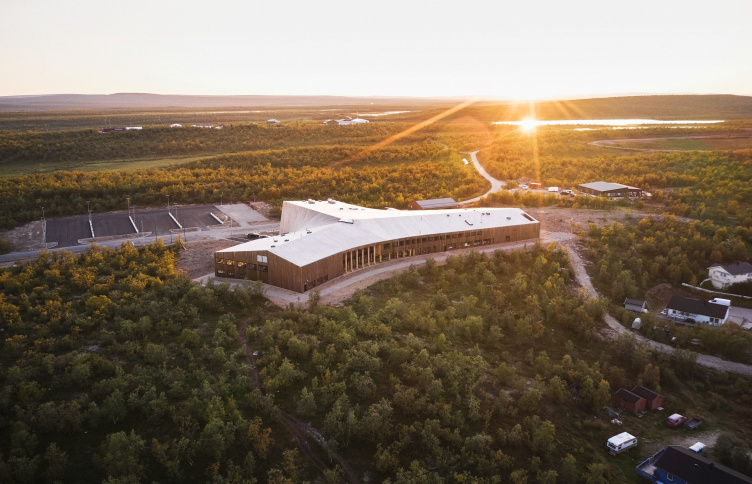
xmin=46 ymin=215 xmax=91 ymax=248
xmin=728 ymin=306 xmax=752 ymax=325
xmin=44 ymin=205 xmax=232 ymax=248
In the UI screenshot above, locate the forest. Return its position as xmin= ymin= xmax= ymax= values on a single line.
xmin=2 ymin=242 xmax=752 ymax=483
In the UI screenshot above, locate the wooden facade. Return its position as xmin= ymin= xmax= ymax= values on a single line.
xmin=215 ymin=221 xmax=539 ymax=292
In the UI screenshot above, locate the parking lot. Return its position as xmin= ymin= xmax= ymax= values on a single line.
xmin=45 ymin=205 xmax=227 ymax=248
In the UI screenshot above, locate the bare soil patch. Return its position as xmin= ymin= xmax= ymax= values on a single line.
xmin=177 ymin=238 xmax=238 ymax=279
xmin=248 ymin=201 xmax=275 ymax=219
xmin=0 ymin=220 xmax=45 ymax=251
xmin=646 ymin=283 xmax=697 ymax=313
xmin=524 ymin=207 xmax=644 ymax=233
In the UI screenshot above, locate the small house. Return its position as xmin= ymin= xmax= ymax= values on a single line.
xmin=708 ymin=262 xmax=752 ymax=290
xmin=614 ymin=388 xmax=646 ymax=414
xmin=624 ymin=298 xmax=647 ymax=312
xmin=631 ymin=385 xmax=663 ymax=410
xmin=636 ymin=446 xmax=752 ymax=483
xmin=665 ymin=296 xmax=730 ymax=326
xmin=408 ymin=198 xmax=460 ymax=210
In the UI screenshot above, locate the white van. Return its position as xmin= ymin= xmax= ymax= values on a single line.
xmin=548 ymin=187 xmax=559 ymax=193
xmin=607 ymin=432 xmax=638 ymax=454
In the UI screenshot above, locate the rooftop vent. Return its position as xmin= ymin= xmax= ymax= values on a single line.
xmin=327 ymin=198 xmax=335 ymax=204
xmin=307 ymin=199 xmax=316 ymax=204
xmin=338 ymin=218 xmax=354 ymax=224
xmin=284 ymin=239 xmax=289 ymax=242
xmin=507 ymin=216 xmax=511 ymax=220
xmin=465 ymin=220 xmax=473 ymax=226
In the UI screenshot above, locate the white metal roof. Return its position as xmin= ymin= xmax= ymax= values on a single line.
xmin=608 ymin=432 xmax=636 ymax=445
xmin=578 ymin=181 xmax=640 ymax=192
xmin=219 ymin=199 xmax=539 ymax=267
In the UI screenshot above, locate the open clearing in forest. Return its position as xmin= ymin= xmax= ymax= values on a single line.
xmin=0 ymin=153 xmax=215 ymax=176
xmin=591 ymin=133 xmax=752 ymax=152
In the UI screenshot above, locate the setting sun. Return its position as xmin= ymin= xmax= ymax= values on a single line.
xmin=520 ymin=118 xmax=538 ymax=133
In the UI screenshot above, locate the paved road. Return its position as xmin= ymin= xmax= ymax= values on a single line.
xmin=460 ymin=150 xmax=506 ymax=204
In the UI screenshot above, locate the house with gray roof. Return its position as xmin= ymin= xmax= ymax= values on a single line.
xmin=708 ymin=262 xmax=752 ymax=290
xmin=665 ymin=296 xmax=730 ymax=326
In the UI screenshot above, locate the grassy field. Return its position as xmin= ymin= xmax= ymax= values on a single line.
xmin=0 ymin=153 xmax=217 ymax=176
xmin=601 ymin=136 xmax=752 ymax=152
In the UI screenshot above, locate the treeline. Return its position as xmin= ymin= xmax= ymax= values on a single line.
xmin=0 ymin=145 xmax=487 ymax=229
xmin=0 ymin=122 xmax=437 ymax=168
xmin=584 ymin=216 xmax=752 ymax=363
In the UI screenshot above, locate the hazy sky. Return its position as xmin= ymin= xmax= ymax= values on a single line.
xmin=1 ymin=0 xmax=751 ymax=99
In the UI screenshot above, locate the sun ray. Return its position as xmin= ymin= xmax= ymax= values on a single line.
xmin=332 ymin=97 xmax=480 ymax=167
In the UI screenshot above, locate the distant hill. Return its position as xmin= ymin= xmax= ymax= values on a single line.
xmin=1 ymin=93 xmax=751 ymax=121
xmin=0 ymin=93 xmax=455 ymax=111
xmin=465 ymin=94 xmax=752 ymax=121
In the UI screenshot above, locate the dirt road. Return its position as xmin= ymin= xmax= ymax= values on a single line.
xmin=563 ymin=242 xmax=752 ymax=376
xmin=460 ymin=150 xmax=506 ymax=204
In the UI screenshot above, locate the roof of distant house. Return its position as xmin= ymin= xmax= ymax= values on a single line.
xmin=577 ymin=181 xmax=641 ymax=192
xmin=654 ymin=446 xmax=752 ymax=484
xmin=666 ymin=296 xmax=729 ymax=319
xmin=615 ymin=388 xmax=643 ymax=404
xmin=631 ymin=385 xmax=660 ymax=401
xmin=413 ymin=198 xmax=459 ymax=209
xmin=709 ymin=262 xmax=752 ymax=275
xmin=624 ymin=298 xmax=646 ymax=307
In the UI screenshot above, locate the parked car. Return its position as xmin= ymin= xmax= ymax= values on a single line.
xmin=666 ymin=414 xmax=687 ymax=428
xmin=561 ymin=189 xmax=572 ymax=195
xmin=684 ymin=417 xmax=702 ymax=430
xmin=520 ymin=184 xmax=529 ymax=190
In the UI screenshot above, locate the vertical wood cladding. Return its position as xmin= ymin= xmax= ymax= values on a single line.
xmin=215 ymin=222 xmax=539 ymax=292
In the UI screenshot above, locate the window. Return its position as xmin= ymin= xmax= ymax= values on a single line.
xmin=258 ymin=265 xmax=268 ymax=272
xmin=237 ymin=261 xmax=245 ymax=268
xmin=666 ymin=473 xmax=673 ymax=481
xmin=226 ymin=260 xmax=234 ymax=266
xmin=248 ymin=263 xmax=256 ymax=270
xmin=215 ymin=257 xmax=224 ymax=263
xmin=383 ymin=243 xmax=391 ymax=249
xmin=257 ymin=255 xmax=267 ymax=263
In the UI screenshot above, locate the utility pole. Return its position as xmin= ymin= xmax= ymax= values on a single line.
xmin=167 ymin=194 xmax=170 ymax=215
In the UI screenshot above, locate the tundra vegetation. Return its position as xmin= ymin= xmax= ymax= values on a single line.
xmin=1 ymin=242 xmax=751 ymax=482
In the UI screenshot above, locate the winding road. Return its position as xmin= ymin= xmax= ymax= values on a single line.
xmin=460 ymin=150 xmax=506 ymax=204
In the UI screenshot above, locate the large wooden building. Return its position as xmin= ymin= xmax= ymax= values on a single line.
xmin=215 ymin=199 xmax=540 ymax=292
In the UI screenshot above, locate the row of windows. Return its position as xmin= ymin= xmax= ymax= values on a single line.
xmin=382 ymin=231 xmax=484 ymax=250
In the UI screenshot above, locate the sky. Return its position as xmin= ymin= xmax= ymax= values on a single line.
xmin=1 ymin=0 xmax=751 ymax=99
